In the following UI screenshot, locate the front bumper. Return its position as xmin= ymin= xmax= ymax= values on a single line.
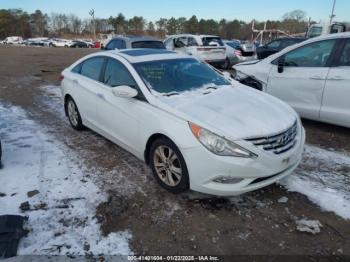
xmin=181 ymin=126 xmax=305 ymax=196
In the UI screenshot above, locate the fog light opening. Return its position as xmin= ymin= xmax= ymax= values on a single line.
xmin=213 ymin=176 xmax=244 ymax=184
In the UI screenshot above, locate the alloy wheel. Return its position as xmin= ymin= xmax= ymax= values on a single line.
xmin=153 ymin=145 xmax=182 ymax=187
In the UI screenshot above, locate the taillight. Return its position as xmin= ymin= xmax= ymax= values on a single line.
xmin=59 ymin=75 xmax=64 ymax=81
xmin=234 ymin=50 xmax=242 ymax=56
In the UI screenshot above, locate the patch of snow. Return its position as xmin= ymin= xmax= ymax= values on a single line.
xmin=277 ymin=196 xmax=288 ymax=204
xmin=40 ymin=85 xmax=62 ymax=98
xmin=281 ymin=145 xmax=350 ymax=220
xmin=296 ymin=219 xmax=323 ymax=235
xmin=0 ymin=103 xmax=132 ymax=255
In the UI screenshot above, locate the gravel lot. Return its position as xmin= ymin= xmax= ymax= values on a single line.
xmin=0 ymin=46 xmax=349 ymax=258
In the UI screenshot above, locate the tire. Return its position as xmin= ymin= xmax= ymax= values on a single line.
xmin=65 ymin=97 xmax=84 ymax=130
xmin=223 ymin=58 xmax=231 ymax=69
xmin=149 ymin=137 xmax=189 ymax=194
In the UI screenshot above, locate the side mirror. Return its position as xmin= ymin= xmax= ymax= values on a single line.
xmin=112 ymin=85 xmax=138 ymax=98
xmin=278 ymin=58 xmax=285 ymax=73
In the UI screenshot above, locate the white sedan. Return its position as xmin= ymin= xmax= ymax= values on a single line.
xmin=61 ymin=49 xmax=305 ymax=196
xmin=233 ymin=32 xmax=350 ymax=128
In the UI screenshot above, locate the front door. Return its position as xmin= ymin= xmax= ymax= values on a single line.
xmin=321 ymin=38 xmax=350 ymax=127
xmin=267 ymin=39 xmax=337 ymax=120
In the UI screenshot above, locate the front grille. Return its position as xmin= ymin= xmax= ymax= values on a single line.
xmin=246 ymin=121 xmax=298 ymax=155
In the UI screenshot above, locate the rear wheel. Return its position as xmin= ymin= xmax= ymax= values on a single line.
xmin=223 ymin=58 xmax=231 ymax=69
xmin=66 ymin=97 xmax=84 ymax=130
xmin=150 ymin=138 xmax=189 ymax=194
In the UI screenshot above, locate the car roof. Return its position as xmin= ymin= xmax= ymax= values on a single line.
xmin=105 ymin=48 xmax=192 ymax=63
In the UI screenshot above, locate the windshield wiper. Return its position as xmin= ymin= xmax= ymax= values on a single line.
xmin=162 ymin=91 xmax=179 ymax=97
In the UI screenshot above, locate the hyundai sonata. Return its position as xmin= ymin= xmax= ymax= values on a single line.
xmin=61 ymin=49 xmax=305 ymax=196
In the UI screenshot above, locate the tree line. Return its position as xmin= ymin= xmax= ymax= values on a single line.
xmin=0 ymin=8 xmax=310 ymax=40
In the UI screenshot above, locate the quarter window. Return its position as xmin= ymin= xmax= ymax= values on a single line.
xmin=283 ymin=40 xmax=336 ymax=67
xmin=80 ymin=57 xmax=105 ymax=81
xmin=104 ymin=59 xmax=137 ymax=88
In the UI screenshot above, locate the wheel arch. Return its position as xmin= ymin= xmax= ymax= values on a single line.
xmin=64 ymin=94 xmax=73 ymax=116
xmin=144 ymin=133 xmax=176 ymax=165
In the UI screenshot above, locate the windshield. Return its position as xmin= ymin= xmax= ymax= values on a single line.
xmin=133 ymin=58 xmax=230 ymax=94
xmin=131 ymin=41 xmax=165 ymax=49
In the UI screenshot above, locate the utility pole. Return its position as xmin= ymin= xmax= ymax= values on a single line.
xmin=89 ymin=9 xmax=96 ymax=40
xmin=330 ymin=0 xmax=336 ymax=24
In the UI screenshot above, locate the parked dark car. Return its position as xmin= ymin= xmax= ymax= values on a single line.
xmin=103 ymin=36 xmax=165 ymax=50
xmin=256 ymin=37 xmax=306 ymax=59
xmin=70 ymin=41 xmax=92 ymax=48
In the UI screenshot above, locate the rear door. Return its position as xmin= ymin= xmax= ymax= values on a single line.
xmin=267 ymin=39 xmax=337 ymax=120
xmin=69 ymin=57 xmax=106 ymax=125
xmin=321 ymin=38 xmax=350 ymax=127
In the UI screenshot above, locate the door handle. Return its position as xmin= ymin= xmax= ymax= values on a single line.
xmin=328 ymin=76 xmax=344 ymax=81
xmin=96 ymin=93 xmax=105 ymax=100
xmin=310 ymin=75 xmax=325 ymax=80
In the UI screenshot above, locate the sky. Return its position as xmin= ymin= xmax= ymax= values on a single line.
xmin=1 ymin=0 xmax=349 ymax=22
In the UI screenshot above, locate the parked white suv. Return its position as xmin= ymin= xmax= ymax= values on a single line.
xmin=164 ymin=34 xmax=226 ymax=67
xmin=233 ymin=32 xmax=350 ymax=128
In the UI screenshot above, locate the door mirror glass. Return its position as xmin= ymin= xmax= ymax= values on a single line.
xmin=112 ymin=85 xmax=138 ymax=98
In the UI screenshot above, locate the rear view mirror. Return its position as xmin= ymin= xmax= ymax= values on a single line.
xmin=112 ymin=85 xmax=138 ymax=98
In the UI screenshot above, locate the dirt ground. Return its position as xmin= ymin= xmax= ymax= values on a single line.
xmin=0 ymin=46 xmax=349 ymax=259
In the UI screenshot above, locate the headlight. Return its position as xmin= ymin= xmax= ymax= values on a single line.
xmin=189 ymin=122 xmax=257 ymax=158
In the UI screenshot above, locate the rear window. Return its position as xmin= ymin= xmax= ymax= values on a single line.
xmin=131 ymin=41 xmax=165 ymax=49
xmin=201 ymin=37 xmax=224 ymax=47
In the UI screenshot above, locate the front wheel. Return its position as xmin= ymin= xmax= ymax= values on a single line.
xmin=150 ymin=138 xmax=189 ymax=194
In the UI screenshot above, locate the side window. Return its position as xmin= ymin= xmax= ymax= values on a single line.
xmin=187 ymin=37 xmax=198 ymax=47
xmin=80 ymin=57 xmax=105 ymax=81
xmin=106 ymin=40 xmax=116 ymax=50
xmin=339 ymin=40 xmax=350 ymax=66
xmin=115 ymin=39 xmax=126 ymax=49
xmin=267 ymin=40 xmax=281 ymax=49
xmin=283 ymin=40 xmax=336 ymax=67
xmin=104 ymin=59 xmax=137 ymax=88
xmin=174 ymin=37 xmax=187 ymax=48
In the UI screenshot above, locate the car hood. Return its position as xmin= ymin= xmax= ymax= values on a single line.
xmin=155 ymin=84 xmax=297 ymax=141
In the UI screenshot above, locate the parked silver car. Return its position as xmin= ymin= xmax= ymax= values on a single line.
xmin=223 ymin=40 xmax=257 ymax=68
